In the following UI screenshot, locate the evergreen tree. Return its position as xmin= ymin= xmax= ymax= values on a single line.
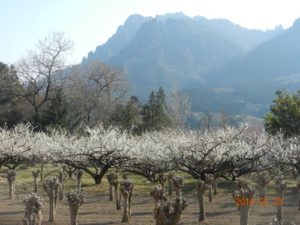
xmin=0 ymin=62 xmax=24 ymax=128
xmin=265 ymin=90 xmax=300 ymax=138
xmin=110 ymin=96 xmax=142 ymax=133
xmin=39 ymin=90 xmax=69 ymax=129
xmin=142 ymin=87 xmax=172 ymax=131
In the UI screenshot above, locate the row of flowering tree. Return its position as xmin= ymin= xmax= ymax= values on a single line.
xmin=2 ymin=124 xmax=300 ymax=181
xmin=0 ymin=124 xmax=296 ymax=183
xmin=2 ymin=123 xmax=300 ymax=224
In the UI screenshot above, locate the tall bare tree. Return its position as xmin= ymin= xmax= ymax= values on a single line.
xmin=17 ymin=32 xmax=73 ymax=127
xmin=66 ymin=60 xmax=127 ymax=129
xmin=168 ymin=88 xmax=191 ymax=128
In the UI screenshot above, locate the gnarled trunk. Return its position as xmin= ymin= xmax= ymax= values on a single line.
xmin=43 ymin=177 xmax=61 ymax=222
xmin=151 ymin=184 xmax=188 ymax=225
xmin=66 ymin=191 xmax=85 ymax=225
xmin=197 ymin=180 xmax=207 ymax=222
xmin=113 ymin=181 xmax=121 ymax=210
xmin=274 ymin=176 xmax=287 ymax=223
xmin=212 ymin=177 xmax=218 ymax=195
xmin=206 ymin=177 xmax=213 ymax=202
xmin=233 ymin=180 xmax=255 ymax=225
xmin=75 ymin=170 xmax=83 ymax=192
xmin=107 ymin=172 xmax=118 ymax=201
xmin=32 ymin=170 xmax=40 ymax=193
xmin=49 ymin=197 xmax=55 ymax=222
xmin=256 ymin=172 xmax=269 ymax=200
xmin=58 ymin=171 xmax=64 ymax=200
xmin=120 ymin=179 xmax=133 ymax=223
xmin=240 ymin=205 xmax=250 ymax=225
xmin=23 ymin=193 xmax=44 ymax=225
xmin=158 ymin=173 xmax=166 ymax=190
xmin=7 ymin=170 xmax=16 ymax=200
xmin=172 ymin=176 xmax=183 ymax=198
xmin=168 ymin=173 xmax=174 ymax=196
xmin=297 ymin=181 xmax=300 ymax=211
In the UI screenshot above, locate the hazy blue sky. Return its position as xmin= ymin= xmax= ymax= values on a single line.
xmin=1 ymin=0 xmax=299 ymax=64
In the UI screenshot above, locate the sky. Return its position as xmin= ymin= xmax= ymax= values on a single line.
xmin=1 ymin=0 xmax=300 ymax=64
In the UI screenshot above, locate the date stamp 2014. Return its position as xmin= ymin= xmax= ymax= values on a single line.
xmin=234 ymin=197 xmax=283 ymax=206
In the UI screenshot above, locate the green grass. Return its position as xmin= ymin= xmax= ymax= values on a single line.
xmin=1 ymin=165 xmax=299 ymax=198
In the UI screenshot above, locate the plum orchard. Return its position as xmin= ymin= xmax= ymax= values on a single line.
xmin=0 ymin=124 xmax=300 ymax=224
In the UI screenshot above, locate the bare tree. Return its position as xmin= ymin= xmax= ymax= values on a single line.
xmin=22 ymin=193 xmax=44 ymax=225
xmin=66 ymin=191 xmax=85 ymax=225
xmin=17 ymin=32 xmax=73 ymax=126
xmin=168 ymin=88 xmax=191 ymax=128
xmin=66 ymin=60 xmax=127 ymax=129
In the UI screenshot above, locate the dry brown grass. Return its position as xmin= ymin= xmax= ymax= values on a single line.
xmin=0 ymin=179 xmax=300 ymax=225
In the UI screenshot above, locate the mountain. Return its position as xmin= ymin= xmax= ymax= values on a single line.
xmin=192 ymin=18 xmax=300 ymax=116
xmin=82 ymin=14 xmax=152 ymax=63
xmin=83 ymin=13 xmax=283 ymax=99
xmin=205 ymin=18 xmax=300 ymax=87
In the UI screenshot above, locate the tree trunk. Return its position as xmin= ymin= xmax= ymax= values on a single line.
xmin=212 ymin=177 xmax=218 ymax=195
xmin=93 ymin=174 xmax=102 ymax=185
xmin=58 ymin=172 xmax=64 ymax=200
xmin=276 ymin=203 xmax=282 ymax=222
xmin=121 ymin=179 xmax=133 ymax=223
xmin=122 ymin=192 xmax=129 ymax=222
xmin=76 ymin=170 xmax=83 ymax=191
xmin=70 ymin=208 xmax=78 ymax=225
xmin=33 ymin=177 xmax=38 ymax=193
xmin=172 ymin=176 xmax=183 ymax=198
xmin=168 ymin=174 xmax=173 ymax=196
xmin=197 ymin=180 xmax=206 ymax=222
xmin=275 ymin=190 xmax=284 ymax=222
xmin=40 ymin=163 xmax=44 ymax=182
xmin=295 ymin=165 xmax=300 ymax=177
xmin=8 ymin=181 xmax=14 ymax=200
xmin=297 ymin=182 xmax=300 ymax=211
xmin=274 ymin=177 xmax=286 ymax=223
xmin=198 ymin=193 xmax=205 ymax=221
xmin=67 ymin=191 xmax=85 ymax=225
xmin=23 ymin=193 xmax=43 ymax=225
xmin=114 ymin=184 xmax=121 ymax=210
xmin=119 ymin=189 xmax=122 ymax=209
xmin=43 ymin=177 xmax=60 ymax=223
xmin=91 ymin=166 xmax=111 ymax=185
xmin=128 ymin=192 xmax=132 ymax=216
xmin=208 ymin=184 xmax=213 ymax=202
xmin=7 ymin=170 xmax=16 ymax=200
xmin=109 ymin=184 xmax=113 ymax=201
xmin=49 ymin=197 xmax=55 ymax=222
xmin=158 ymin=173 xmax=165 ymax=190
xmin=240 ymin=205 xmax=250 ymax=225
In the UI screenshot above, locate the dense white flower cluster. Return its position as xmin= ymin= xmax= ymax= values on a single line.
xmin=0 ymin=123 xmax=299 ymax=182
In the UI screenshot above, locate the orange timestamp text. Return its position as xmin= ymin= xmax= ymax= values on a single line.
xmin=234 ymin=197 xmax=283 ymax=206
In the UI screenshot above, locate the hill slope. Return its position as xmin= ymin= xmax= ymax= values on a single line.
xmin=83 ymin=13 xmax=282 ymax=98
xmin=205 ymin=18 xmax=300 ymax=87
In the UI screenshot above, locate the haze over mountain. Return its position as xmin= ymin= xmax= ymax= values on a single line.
xmin=196 ymin=18 xmax=300 ymax=116
xmin=83 ymin=13 xmax=282 ymax=90
xmin=83 ymin=14 xmax=152 ymax=63
xmin=81 ymin=12 xmax=300 ymax=118
xmin=205 ymin=18 xmax=300 ymax=87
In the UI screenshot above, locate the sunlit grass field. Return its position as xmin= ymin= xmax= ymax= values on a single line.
xmin=0 ymin=166 xmax=300 ymax=225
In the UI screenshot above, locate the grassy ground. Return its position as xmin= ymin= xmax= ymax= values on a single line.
xmin=0 ymin=166 xmax=300 ymax=225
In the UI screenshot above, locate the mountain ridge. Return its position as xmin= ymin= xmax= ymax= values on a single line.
xmin=80 ymin=13 xmax=300 ymax=117
xmin=83 ymin=13 xmax=284 ymax=99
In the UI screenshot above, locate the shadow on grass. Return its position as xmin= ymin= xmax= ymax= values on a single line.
xmin=0 ymin=211 xmax=23 ymax=215
xmin=83 ymin=223 xmax=115 ymax=225
xmin=132 ymin=211 xmax=152 ymax=216
xmin=220 ymin=202 xmax=236 ymax=208
xmin=206 ymin=210 xmax=236 ymax=217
